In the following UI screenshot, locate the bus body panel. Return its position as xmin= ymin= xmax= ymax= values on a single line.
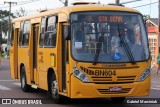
xmin=70 ymin=74 xmax=151 ymax=98
xmin=18 ymin=48 xmax=30 ymax=84
xmin=10 ymin=23 xmax=20 ymax=79
xmin=68 ymin=58 xmax=151 ymax=98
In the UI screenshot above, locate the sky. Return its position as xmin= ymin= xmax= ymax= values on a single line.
xmin=0 ymin=0 xmax=158 ymax=18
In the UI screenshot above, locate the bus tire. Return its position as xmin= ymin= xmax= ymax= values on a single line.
xmin=111 ymin=97 xmax=125 ymax=103
xmin=49 ymin=74 xmax=64 ymax=104
xmin=20 ymin=66 xmax=30 ymax=92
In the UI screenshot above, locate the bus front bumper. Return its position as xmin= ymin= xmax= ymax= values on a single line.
xmin=70 ymin=75 xmax=151 ymax=98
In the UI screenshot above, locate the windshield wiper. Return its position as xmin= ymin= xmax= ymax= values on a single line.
xmin=117 ymin=25 xmax=136 ymax=64
xmin=93 ymin=33 xmax=104 ymax=65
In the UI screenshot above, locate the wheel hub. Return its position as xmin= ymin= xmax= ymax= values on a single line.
xmin=51 ymin=80 xmax=58 ymax=97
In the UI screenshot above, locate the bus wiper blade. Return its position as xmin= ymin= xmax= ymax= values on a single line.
xmin=117 ymin=25 xmax=136 ymax=64
xmin=93 ymin=34 xmax=104 ymax=65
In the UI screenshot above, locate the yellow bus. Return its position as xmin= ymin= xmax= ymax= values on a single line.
xmin=9 ymin=2 xmax=151 ymax=103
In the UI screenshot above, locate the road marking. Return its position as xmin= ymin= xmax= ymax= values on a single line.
xmin=151 ymin=87 xmax=160 ymax=90
xmin=13 ymin=83 xmax=21 ymax=86
xmin=0 ymin=80 xmax=15 ymax=82
xmin=154 ymin=85 xmax=160 ymax=88
xmin=152 ymin=81 xmax=159 ymax=83
xmin=0 ymin=85 xmax=11 ymax=90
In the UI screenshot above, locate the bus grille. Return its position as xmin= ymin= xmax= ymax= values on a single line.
xmin=91 ymin=76 xmax=136 ymax=83
xmin=97 ymin=88 xmax=131 ymax=94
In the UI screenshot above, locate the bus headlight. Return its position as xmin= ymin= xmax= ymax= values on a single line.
xmin=73 ymin=67 xmax=90 ymax=82
xmin=74 ymin=70 xmax=80 ymax=76
xmin=138 ymin=68 xmax=151 ymax=81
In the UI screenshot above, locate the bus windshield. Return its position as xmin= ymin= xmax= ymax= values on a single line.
xmin=71 ymin=11 xmax=149 ymax=63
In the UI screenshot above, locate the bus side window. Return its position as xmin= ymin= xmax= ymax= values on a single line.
xmin=44 ymin=16 xmax=57 ymax=48
xmin=19 ymin=22 xmax=24 ymax=46
xmin=21 ymin=21 xmax=30 ymax=47
xmin=39 ymin=17 xmax=45 ymax=48
xmin=11 ymin=23 xmax=15 ymax=46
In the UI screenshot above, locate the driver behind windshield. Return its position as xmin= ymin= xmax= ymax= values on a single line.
xmin=111 ymin=28 xmax=130 ymax=52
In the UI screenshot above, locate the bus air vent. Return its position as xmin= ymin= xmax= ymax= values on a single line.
xmin=117 ymin=76 xmax=136 ymax=82
xmin=97 ymin=88 xmax=131 ymax=94
xmin=91 ymin=76 xmax=136 ymax=83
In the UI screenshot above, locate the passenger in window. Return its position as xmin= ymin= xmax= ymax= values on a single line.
xmin=75 ymin=25 xmax=85 ymax=42
xmin=84 ymin=24 xmax=95 ymax=53
xmin=135 ymin=28 xmax=141 ymax=45
xmin=98 ymin=23 xmax=108 ymax=53
xmin=39 ymin=34 xmax=44 ymax=47
xmin=74 ymin=25 xmax=85 ymax=52
xmin=111 ymin=29 xmax=130 ymax=52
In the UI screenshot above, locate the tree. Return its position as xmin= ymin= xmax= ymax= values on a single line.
xmin=143 ymin=14 xmax=150 ymax=21
xmin=0 ymin=10 xmax=16 ymax=44
xmin=15 ymin=7 xmax=27 ymax=17
xmin=0 ymin=10 xmax=15 ymax=18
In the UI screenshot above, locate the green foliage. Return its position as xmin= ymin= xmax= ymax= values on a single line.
xmin=0 ymin=10 xmax=15 ymax=18
xmin=15 ymin=7 xmax=27 ymax=17
xmin=2 ymin=39 xmax=7 ymax=44
xmin=0 ymin=10 xmax=16 ymax=35
xmin=1 ymin=20 xmax=8 ymax=34
xmin=143 ymin=14 xmax=150 ymax=21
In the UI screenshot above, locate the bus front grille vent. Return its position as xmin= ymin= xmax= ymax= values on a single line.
xmin=91 ymin=76 xmax=136 ymax=83
xmin=97 ymin=88 xmax=131 ymax=94
xmin=117 ymin=76 xmax=136 ymax=82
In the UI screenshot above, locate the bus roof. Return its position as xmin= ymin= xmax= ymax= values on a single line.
xmin=12 ymin=4 xmax=140 ymax=22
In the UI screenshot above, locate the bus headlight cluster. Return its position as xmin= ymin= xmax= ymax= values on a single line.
xmin=138 ymin=67 xmax=151 ymax=81
xmin=73 ymin=67 xmax=90 ymax=82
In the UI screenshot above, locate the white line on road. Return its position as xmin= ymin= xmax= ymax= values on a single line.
xmin=0 ymin=80 xmax=15 ymax=81
xmin=13 ymin=83 xmax=21 ymax=86
xmin=151 ymin=87 xmax=160 ymax=90
xmin=152 ymin=81 xmax=159 ymax=83
xmin=152 ymin=85 xmax=160 ymax=88
xmin=0 ymin=85 xmax=11 ymax=90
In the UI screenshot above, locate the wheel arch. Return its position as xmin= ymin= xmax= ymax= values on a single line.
xmin=20 ymin=63 xmax=25 ymax=78
xmin=47 ymin=67 xmax=57 ymax=90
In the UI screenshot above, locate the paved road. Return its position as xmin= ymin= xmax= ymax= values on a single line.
xmin=0 ymin=58 xmax=159 ymax=107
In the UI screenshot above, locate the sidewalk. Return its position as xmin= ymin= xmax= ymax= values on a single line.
xmin=151 ymin=66 xmax=160 ymax=80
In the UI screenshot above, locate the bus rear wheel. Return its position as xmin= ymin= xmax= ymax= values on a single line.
xmin=111 ymin=97 xmax=126 ymax=103
xmin=49 ymin=75 xmax=64 ymax=104
xmin=20 ymin=66 xmax=30 ymax=92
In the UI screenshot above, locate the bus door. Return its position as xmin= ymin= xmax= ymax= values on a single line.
xmin=31 ymin=24 xmax=39 ymax=84
xmin=10 ymin=28 xmax=19 ymax=79
xmin=61 ymin=23 xmax=70 ymax=91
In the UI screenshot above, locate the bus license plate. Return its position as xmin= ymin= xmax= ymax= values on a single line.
xmin=109 ymin=86 xmax=122 ymax=92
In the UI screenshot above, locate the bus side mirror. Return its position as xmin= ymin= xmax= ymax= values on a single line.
xmin=63 ymin=23 xmax=71 ymax=40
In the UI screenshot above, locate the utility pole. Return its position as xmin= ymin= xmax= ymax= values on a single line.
xmin=4 ymin=1 xmax=17 ymax=56
xmin=116 ymin=0 xmax=120 ymax=5
xmin=59 ymin=0 xmax=68 ymax=6
xmin=64 ymin=0 xmax=68 ymax=6
xmin=121 ymin=0 xmax=142 ymax=4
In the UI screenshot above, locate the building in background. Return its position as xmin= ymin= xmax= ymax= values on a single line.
xmin=146 ymin=18 xmax=158 ymax=68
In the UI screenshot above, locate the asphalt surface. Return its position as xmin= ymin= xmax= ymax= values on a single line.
xmin=0 ymin=58 xmax=159 ymax=107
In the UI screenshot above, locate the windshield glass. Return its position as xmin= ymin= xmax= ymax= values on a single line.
xmin=71 ymin=11 xmax=149 ymax=63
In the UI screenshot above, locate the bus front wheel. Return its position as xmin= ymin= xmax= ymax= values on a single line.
xmin=49 ymin=75 xmax=64 ymax=104
xmin=20 ymin=66 xmax=30 ymax=92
